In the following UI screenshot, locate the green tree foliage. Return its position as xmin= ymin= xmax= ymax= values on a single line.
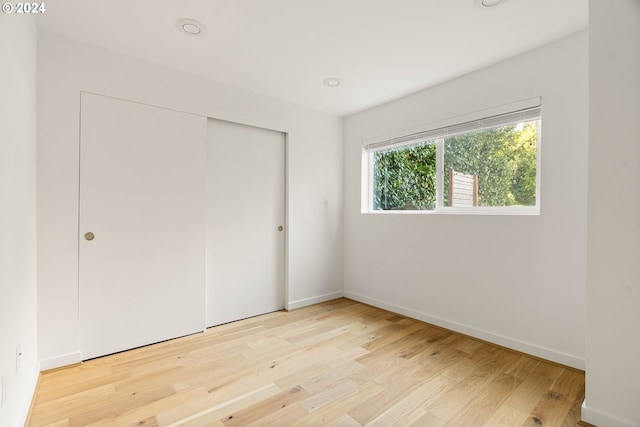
xmin=373 ymin=143 xmax=436 ymax=210
xmin=373 ymin=123 xmax=537 ymax=210
xmin=510 ymin=123 xmax=537 ymax=206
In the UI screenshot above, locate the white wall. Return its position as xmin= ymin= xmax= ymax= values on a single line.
xmin=0 ymin=13 xmax=40 ymax=427
xmin=37 ymin=33 xmax=343 ymax=369
xmin=584 ymin=1 xmax=640 ymax=426
xmin=343 ymin=32 xmax=588 ymax=369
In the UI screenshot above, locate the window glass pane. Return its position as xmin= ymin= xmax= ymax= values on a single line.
xmin=443 ymin=120 xmax=538 ymax=207
xmin=372 ymin=141 xmax=436 ymax=210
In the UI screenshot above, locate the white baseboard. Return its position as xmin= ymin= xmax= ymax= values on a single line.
xmin=39 ymin=351 xmax=82 ymax=371
xmin=581 ymin=401 xmax=636 ymax=427
xmin=343 ymin=291 xmax=585 ymax=370
xmin=287 ymin=291 xmax=343 ymax=310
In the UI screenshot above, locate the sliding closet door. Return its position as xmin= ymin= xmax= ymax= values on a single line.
xmin=207 ymin=119 xmax=285 ymax=327
xmin=79 ymin=93 xmax=206 ymax=360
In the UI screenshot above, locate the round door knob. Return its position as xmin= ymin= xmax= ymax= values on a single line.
xmin=84 ymin=232 xmax=95 ymax=241
xmin=277 ymin=225 xmax=283 ymax=232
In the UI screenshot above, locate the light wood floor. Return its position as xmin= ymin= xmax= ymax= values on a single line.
xmin=28 ymin=299 xmax=585 ymax=427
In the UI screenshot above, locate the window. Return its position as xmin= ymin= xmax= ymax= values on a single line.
xmin=363 ymin=102 xmax=541 ymax=214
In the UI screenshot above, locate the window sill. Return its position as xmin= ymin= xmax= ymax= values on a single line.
xmin=362 ymin=207 xmax=540 ymax=216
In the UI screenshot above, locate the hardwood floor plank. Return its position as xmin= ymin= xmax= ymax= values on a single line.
xmin=408 ymin=411 xmax=446 ymax=427
xmin=393 ymin=327 xmax=452 ymax=361
xmin=551 ymin=369 xmax=586 ymax=400
xmin=324 ymin=414 xmax=363 ymax=427
xmin=299 ymin=379 xmax=359 ymax=412
xmin=29 ymin=383 xmax=115 ymax=425
xmin=290 ymin=381 xmax=385 ymax=426
xmin=505 ymin=356 xmax=541 ymax=381
xmin=362 ymin=320 xmax=425 ymax=353
xmin=120 ymin=416 xmax=159 ymax=427
xmin=441 ymin=356 xmax=482 ymax=382
xmin=273 ymin=361 xmax=331 ymax=391
xmin=33 ymin=371 xmax=131 ymax=406
xmin=27 ymin=299 xmax=585 ymax=427
xmin=443 ymin=373 xmax=522 ymax=427
xmin=331 ymin=343 xmax=370 ymax=364
xmin=426 ymin=348 xmax=520 ymax=420
xmin=523 ymin=390 xmax=575 ymax=427
xmin=164 ymin=384 xmax=280 ymax=427
xmin=365 ymin=375 xmax=457 ymax=427
xmin=504 ymin=372 xmax=554 ymax=414
xmin=531 ymin=360 xmax=565 ymax=382
xmin=481 ymin=404 xmax=530 ymax=427
xmin=562 ymin=394 xmax=586 ymax=427
xmin=296 ymin=360 xmax=364 ymax=394
xmin=89 ymin=387 xmax=209 ymax=427
xmin=69 ymin=385 xmax=175 ymax=427
xmin=244 ymin=402 xmax=309 ymax=427
xmin=220 ymin=385 xmax=308 ymax=426
xmin=348 ymin=364 xmax=438 ymax=424
xmin=157 ymin=384 xmax=281 ymax=426
xmin=39 ymin=366 xmax=114 ymax=389
xmin=454 ymin=336 xmax=490 ymax=355
xmin=32 ymin=419 xmax=69 ymax=427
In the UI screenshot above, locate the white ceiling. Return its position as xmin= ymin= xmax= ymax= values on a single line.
xmin=37 ymin=0 xmax=588 ymax=116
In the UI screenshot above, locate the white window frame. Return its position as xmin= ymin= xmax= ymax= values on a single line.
xmin=362 ymin=98 xmax=541 ymax=215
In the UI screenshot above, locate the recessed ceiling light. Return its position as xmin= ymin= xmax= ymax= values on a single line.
xmin=474 ymin=0 xmax=508 ymax=8
xmin=182 ymin=23 xmax=201 ymax=35
xmin=176 ymin=18 xmax=205 ymax=36
xmin=323 ymin=77 xmax=343 ymax=87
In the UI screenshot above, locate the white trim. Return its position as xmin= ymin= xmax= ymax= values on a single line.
xmin=535 ymin=119 xmax=542 ymax=210
xmin=363 ymin=151 xmax=373 ymax=213
xmin=343 ymin=291 xmax=584 ymax=370
xmin=436 ymin=138 xmax=444 ymax=208
xmin=39 ymin=351 xmax=82 ymax=371
xmin=287 ymin=291 xmax=343 ymax=310
xmin=362 ymin=207 xmax=540 ymax=216
xmin=283 ymin=131 xmax=290 ymax=318
xmin=581 ymin=401 xmax=637 ymax=427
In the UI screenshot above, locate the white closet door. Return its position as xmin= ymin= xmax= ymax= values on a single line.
xmin=207 ymin=119 xmax=285 ymax=327
xmin=79 ymin=93 xmax=206 ymax=360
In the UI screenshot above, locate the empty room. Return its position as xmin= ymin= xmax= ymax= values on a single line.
xmin=1 ymin=0 xmax=639 ymax=426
